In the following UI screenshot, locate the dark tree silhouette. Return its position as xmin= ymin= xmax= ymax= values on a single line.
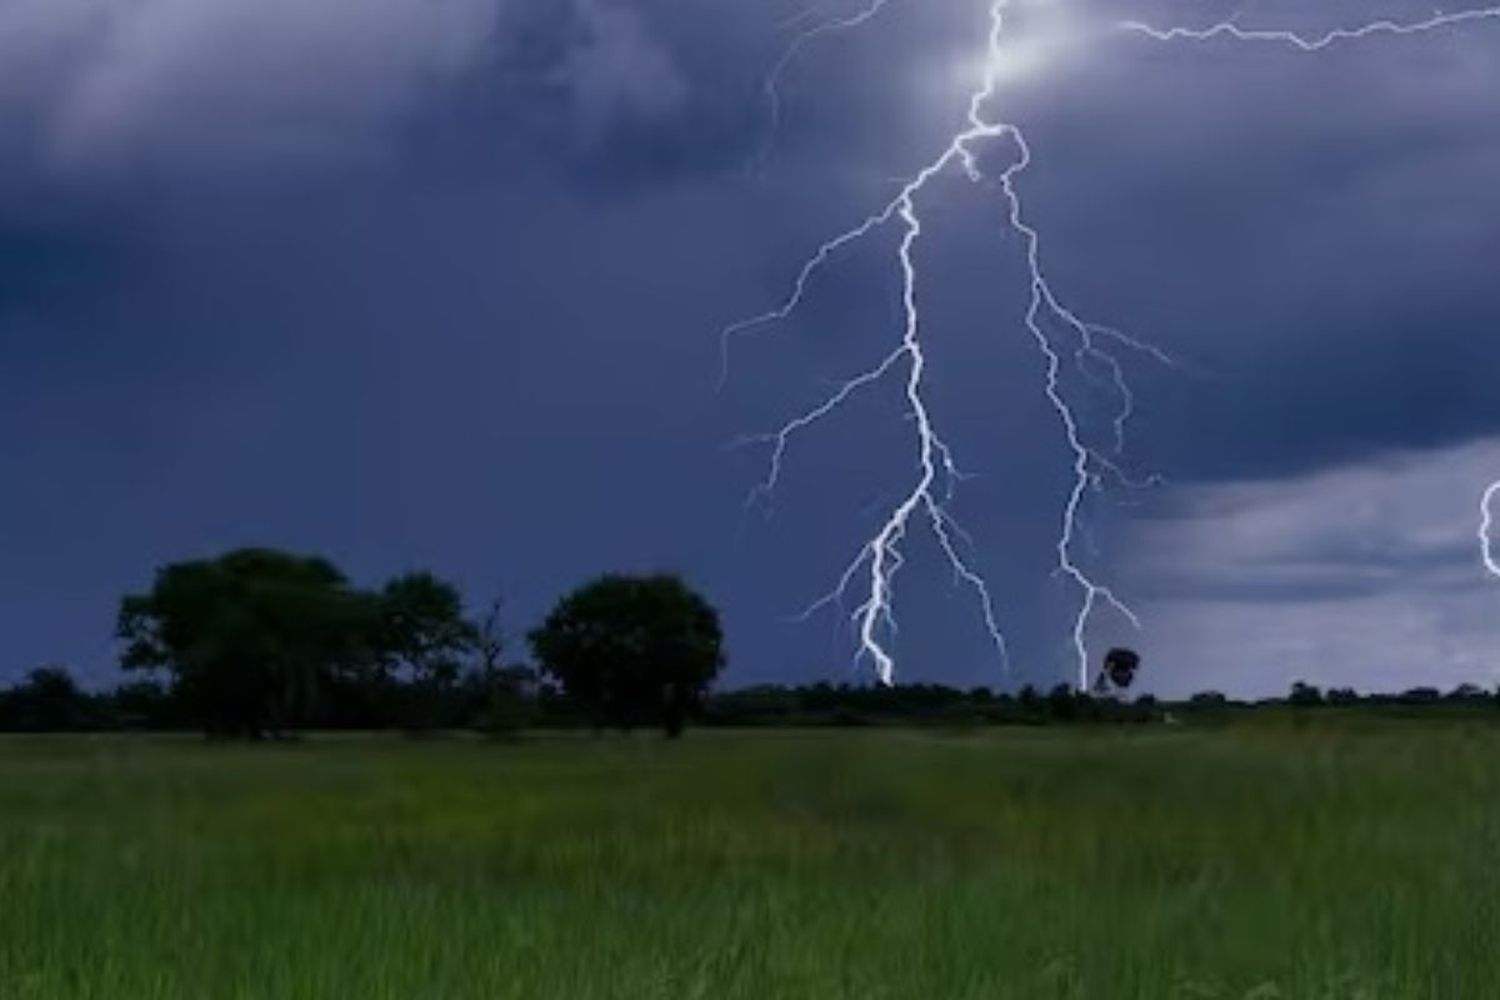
xmin=377 ymin=572 xmax=475 ymax=731
xmin=528 ymin=573 xmax=725 ymax=738
xmin=1288 ymin=680 xmax=1324 ymax=707
xmin=1 ymin=666 xmax=89 ymax=731
xmin=1095 ymin=647 xmax=1141 ymax=694
xmin=471 ymin=594 xmax=508 ymax=678
xmin=117 ymin=548 xmax=377 ymax=738
xmin=465 ymin=593 xmax=532 ymax=738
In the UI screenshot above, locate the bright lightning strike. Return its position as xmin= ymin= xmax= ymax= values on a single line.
xmin=725 ymin=0 xmax=1164 ymax=690
xmin=1121 ymin=7 xmax=1500 ymax=582
xmin=732 ymin=0 xmax=1500 ymax=688
xmin=1482 ymin=482 xmax=1500 ymax=581
xmin=1119 ymin=6 xmax=1500 ymax=51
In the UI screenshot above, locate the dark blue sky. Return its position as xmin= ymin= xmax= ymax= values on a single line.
xmin=3 ymin=0 xmax=1499 ymax=696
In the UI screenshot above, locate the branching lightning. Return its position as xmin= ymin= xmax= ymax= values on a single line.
xmin=1482 ymin=482 xmax=1500 ymax=581
xmin=753 ymin=0 xmax=899 ymax=173
xmin=725 ymin=0 xmax=1162 ymax=690
xmin=726 ymin=0 xmax=1500 ymax=690
xmin=1119 ymin=6 xmax=1500 ymax=51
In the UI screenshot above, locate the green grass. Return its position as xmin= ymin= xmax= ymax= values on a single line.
xmin=2 ymin=724 xmax=1498 ymax=998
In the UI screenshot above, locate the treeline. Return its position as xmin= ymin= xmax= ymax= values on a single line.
xmin=2 ymin=547 xmax=727 ymax=739
xmin=6 ymin=666 xmax=1500 ymax=735
xmin=706 ymin=680 xmax=1500 ymax=727
xmin=0 ymin=664 xmax=546 ymax=734
xmin=5 ymin=547 xmax=1497 ymax=738
xmin=705 ymin=682 xmax=1161 ymax=726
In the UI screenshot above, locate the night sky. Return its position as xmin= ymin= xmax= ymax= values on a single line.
xmin=3 ymin=0 xmax=1498 ymax=697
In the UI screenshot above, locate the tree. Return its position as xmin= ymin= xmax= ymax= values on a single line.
xmin=528 ymin=573 xmax=725 ymax=737
xmin=1446 ymin=683 xmax=1484 ymax=703
xmin=1095 ymin=648 xmax=1141 ymax=694
xmin=1017 ymin=684 xmax=1042 ymax=716
xmin=1401 ymin=687 xmax=1441 ymax=703
xmin=376 ymin=572 xmax=475 ymax=731
xmin=465 ymin=594 xmax=535 ymax=739
xmin=0 ymin=666 xmax=89 ymax=731
xmin=1288 ymin=680 xmax=1324 ymax=707
xmin=1326 ymin=687 xmax=1360 ymax=706
xmin=1047 ymin=682 xmax=1079 ymax=721
xmin=471 ymin=594 xmax=508 ymax=678
xmin=117 ymin=548 xmax=377 ymax=738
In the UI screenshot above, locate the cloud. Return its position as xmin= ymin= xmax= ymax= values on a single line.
xmin=1121 ymin=438 xmax=1500 ymax=697
xmin=0 ymin=0 xmax=703 ymax=173
xmin=1 ymin=0 xmax=508 ymax=167
xmin=974 ymin=1 xmax=1500 ymax=482
xmin=550 ymin=0 xmax=688 ymax=146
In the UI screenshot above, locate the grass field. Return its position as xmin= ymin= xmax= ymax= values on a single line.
xmin=2 ymin=724 xmax=1498 ymax=999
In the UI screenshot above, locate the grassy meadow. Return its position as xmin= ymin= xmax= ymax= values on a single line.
xmin=2 ymin=723 xmax=1499 ymax=999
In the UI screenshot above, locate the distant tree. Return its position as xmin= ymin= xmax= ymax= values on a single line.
xmin=1189 ymin=691 xmax=1228 ymax=706
xmin=1326 ymin=687 xmax=1360 ymax=706
xmin=528 ymin=573 xmax=725 ymax=738
xmin=1094 ymin=648 xmax=1141 ymax=694
xmin=1446 ymin=683 xmax=1484 ymax=703
xmin=117 ymin=548 xmax=377 ymax=738
xmin=1047 ymin=683 xmax=1079 ymax=721
xmin=378 ymin=572 xmax=474 ymax=685
xmin=1 ymin=666 xmax=89 ymax=731
xmin=464 ymin=593 xmax=533 ymax=739
xmin=705 ymin=684 xmax=799 ymax=726
xmin=1017 ymin=684 xmax=1042 ymax=715
xmin=1288 ymin=680 xmax=1324 ymax=707
xmin=377 ymin=572 xmax=475 ymax=731
xmin=471 ymin=594 xmax=508 ymax=677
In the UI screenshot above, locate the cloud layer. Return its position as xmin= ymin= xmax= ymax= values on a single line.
xmin=0 ymin=0 xmax=705 ymax=172
xmin=1125 ymin=439 xmax=1500 ymax=696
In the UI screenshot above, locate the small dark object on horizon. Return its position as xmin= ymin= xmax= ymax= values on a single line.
xmin=1099 ymin=647 xmax=1141 ymax=692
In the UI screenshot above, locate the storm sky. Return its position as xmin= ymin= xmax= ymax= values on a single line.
xmin=3 ymin=0 xmax=1498 ymax=696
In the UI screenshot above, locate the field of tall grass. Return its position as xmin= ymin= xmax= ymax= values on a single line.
xmin=2 ymin=724 xmax=1498 ymax=998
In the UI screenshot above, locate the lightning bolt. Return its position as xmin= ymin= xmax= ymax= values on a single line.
xmin=752 ymin=0 xmax=898 ymax=174
xmin=730 ymin=1 xmax=1500 ymax=689
xmin=1482 ymin=482 xmax=1500 ymax=581
xmin=1119 ymin=6 xmax=1500 ymax=51
xmin=725 ymin=0 xmax=1163 ymax=689
xmin=1119 ymin=6 xmax=1500 ymax=581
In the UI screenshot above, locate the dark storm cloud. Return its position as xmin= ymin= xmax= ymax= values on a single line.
xmin=2 ymin=0 xmax=1498 ymax=691
xmin=1014 ymin=2 xmax=1500 ymax=480
xmin=0 ymin=0 xmax=787 ymax=193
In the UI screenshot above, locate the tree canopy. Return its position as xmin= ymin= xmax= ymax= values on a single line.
xmin=377 ymin=572 xmax=474 ymax=683
xmin=1099 ymin=648 xmax=1142 ymax=693
xmin=528 ymin=573 xmax=725 ymax=737
xmin=376 ymin=572 xmax=476 ymax=730
xmin=117 ymin=549 xmax=380 ymax=738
